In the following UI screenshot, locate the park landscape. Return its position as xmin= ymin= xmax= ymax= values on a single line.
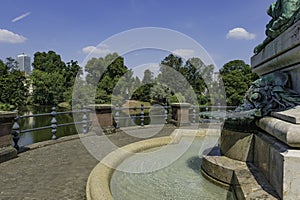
xmin=1 ymin=0 xmax=300 ymax=199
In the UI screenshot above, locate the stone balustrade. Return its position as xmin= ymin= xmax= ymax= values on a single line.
xmin=0 ymin=111 xmax=17 ymax=163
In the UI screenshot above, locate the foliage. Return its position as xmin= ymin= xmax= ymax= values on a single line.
xmin=127 ymin=54 xmax=215 ymax=105
xmin=32 ymin=51 xmax=66 ymax=72
xmin=220 ymin=60 xmax=259 ymax=106
xmin=31 ymin=51 xmax=81 ymax=105
xmin=85 ymin=53 xmax=128 ymax=104
xmin=158 ymin=54 xmax=213 ymax=105
xmin=115 ymin=72 xmax=142 ymax=104
xmin=71 ymin=79 xmax=94 ymax=108
xmin=159 ymin=54 xmax=187 ymax=95
xmin=0 ymin=60 xmax=7 ymax=75
xmin=142 ymin=69 xmax=154 ymax=84
xmin=131 ymin=69 xmax=154 ymax=102
xmin=149 ymin=83 xmax=171 ymax=104
xmin=31 ymin=70 xmax=65 ymax=105
xmin=0 ymin=58 xmax=28 ymax=110
xmin=169 ymin=93 xmax=186 ymax=103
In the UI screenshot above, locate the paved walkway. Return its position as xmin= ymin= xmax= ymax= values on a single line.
xmin=0 ymin=126 xmax=176 ymax=200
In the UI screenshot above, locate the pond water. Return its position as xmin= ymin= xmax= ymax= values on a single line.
xmin=17 ymin=106 xmax=79 ymax=146
xmin=110 ymin=137 xmax=234 ymax=200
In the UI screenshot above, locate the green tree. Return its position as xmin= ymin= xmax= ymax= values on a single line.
xmin=72 ymin=79 xmax=94 ymax=108
xmin=64 ymin=60 xmax=81 ymax=88
xmin=85 ymin=53 xmax=128 ymax=103
xmin=182 ymin=57 xmax=214 ymax=104
xmin=112 ymin=69 xmax=143 ymax=104
xmin=149 ymin=83 xmax=171 ymax=104
xmin=132 ymin=69 xmax=155 ymax=102
xmin=32 ymin=51 xmax=66 ymax=72
xmin=158 ymin=54 xmax=212 ymax=105
xmin=0 ymin=60 xmax=7 ymax=75
xmin=0 ymin=58 xmax=28 ymax=110
xmin=142 ymin=69 xmax=154 ymax=84
xmin=158 ymin=54 xmax=188 ymax=100
xmin=31 ymin=70 xmax=65 ymax=105
xmin=31 ymin=51 xmax=81 ymax=105
xmin=161 ymin=54 xmax=183 ymax=71
xmin=61 ymin=60 xmax=82 ymax=104
xmin=220 ymin=60 xmax=258 ymax=106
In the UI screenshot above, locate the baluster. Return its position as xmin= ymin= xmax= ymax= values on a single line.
xmin=51 ymin=107 xmax=57 ymax=140
xmin=192 ymin=104 xmax=196 ymax=123
xmin=82 ymin=106 xmax=88 ymax=134
xmin=164 ymin=105 xmax=168 ymax=124
xmin=115 ymin=104 xmax=120 ymax=129
xmin=12 ymin=115 xmax=20 ymax=150
xmin=140 ymin=104 xmax=144 ymax=127
xmin=133 ymin=107 xmax=137 ymax=122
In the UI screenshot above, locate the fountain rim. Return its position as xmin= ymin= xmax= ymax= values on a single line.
xmin=86 ymin=128 xmax=218 ymax=200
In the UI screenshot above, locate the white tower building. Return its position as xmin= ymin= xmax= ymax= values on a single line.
xmin=16 ymin=53 xmax=31 ymax=75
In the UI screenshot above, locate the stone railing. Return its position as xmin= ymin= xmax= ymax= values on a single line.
xmin=0 ymin=111 xmax=17 ymax=163
xmin=11 ymin=107 xmax=90 ymax=151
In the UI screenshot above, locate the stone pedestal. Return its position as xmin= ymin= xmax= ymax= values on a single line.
xmin=251 ymin=20 xmax=300 ymax=94
xmin=251 ymin=107 xmax=300 ymax=199
xmin=88 ymin=104 xmax=115 ymax=133
xmin=0 ymin=111 xmax=17 ymax=163
xmin=249 ymin=21 xmax=300 ymax=199
xmin=171 ymin=103 xmax=190 ymax=126
xmin=220 ymin=129 xmax=253 ymax=162
xmin=253 ymin=130 xmax=300 ymax=200
xmin=202 ymin=18 xmax=300 ymax=200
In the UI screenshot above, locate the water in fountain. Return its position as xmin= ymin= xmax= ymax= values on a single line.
xmin=110 ymin=137 xmax=234 ymax=199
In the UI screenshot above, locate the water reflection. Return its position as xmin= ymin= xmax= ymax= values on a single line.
xmin=17 ymin=106 xmax=79 ymax=146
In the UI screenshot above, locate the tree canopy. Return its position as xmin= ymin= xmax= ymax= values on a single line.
xmin=84 ymin=53 xmax=129 ymax=104
xmin=0 ymin=58 xmax=28 ymax=110
xmin=157 ymin=54 xmax=214 ymax=105
xmin=31 ymin=51 xmax=81 ymax=106
xmin=220 ymin=60 xmax=258 ymax=106
xmin=0 ymin=50 xmax=258 ymax=110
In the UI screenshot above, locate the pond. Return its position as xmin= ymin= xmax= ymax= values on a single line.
xmin=17 ymin=106 xmax=79 ymax=146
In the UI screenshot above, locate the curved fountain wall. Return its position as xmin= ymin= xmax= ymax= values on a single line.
xmin=86 ymin=129 xmax=224 ymax=200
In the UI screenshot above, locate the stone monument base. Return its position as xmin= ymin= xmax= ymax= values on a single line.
xmin=202 ymin=146 xmax=279 ymax=199
xmin=202 ymin=107 xmax=300 ymax=199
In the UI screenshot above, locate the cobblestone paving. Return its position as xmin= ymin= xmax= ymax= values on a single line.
xmin=0 ymin=126 xmax=175 ymax=200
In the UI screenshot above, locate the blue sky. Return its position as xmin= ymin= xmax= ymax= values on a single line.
xmin=0 ymin=0 xmax=274 ymax=70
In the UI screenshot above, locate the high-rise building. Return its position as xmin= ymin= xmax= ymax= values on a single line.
xmin=16 ymin=53 xmax=31 ymax=75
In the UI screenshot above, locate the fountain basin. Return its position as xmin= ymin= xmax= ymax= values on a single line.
xmin=86 ymin=136 xmax=173 ymax=200
xmin=86 ymin=129 xmax=236 ymax=200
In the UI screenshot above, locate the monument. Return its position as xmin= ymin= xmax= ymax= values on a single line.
xmin=201 ymin=1 xmax=300 ymax=199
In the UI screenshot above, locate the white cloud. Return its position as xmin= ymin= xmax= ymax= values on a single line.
xmin=0 ymin=29 xmax=27 ymax=43
xmin=226 ymin=27 xmax=255 ymax=40
xmin=172 ymin=49 xmax=195 ymax=57
xmin=12 ymin=12 xmax=31 ymax=22
xmin=82 ymin=44 xmax=111 ymax=56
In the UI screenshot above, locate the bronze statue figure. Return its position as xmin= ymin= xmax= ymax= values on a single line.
xmin=254 ymin=0 xmax=300 ymax=54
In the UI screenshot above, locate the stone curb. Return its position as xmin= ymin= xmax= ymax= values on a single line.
xmin=20 ymin=133 xmax=92 ymax=152
xmin=86 ymin=136 xmax=173 ymax=200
